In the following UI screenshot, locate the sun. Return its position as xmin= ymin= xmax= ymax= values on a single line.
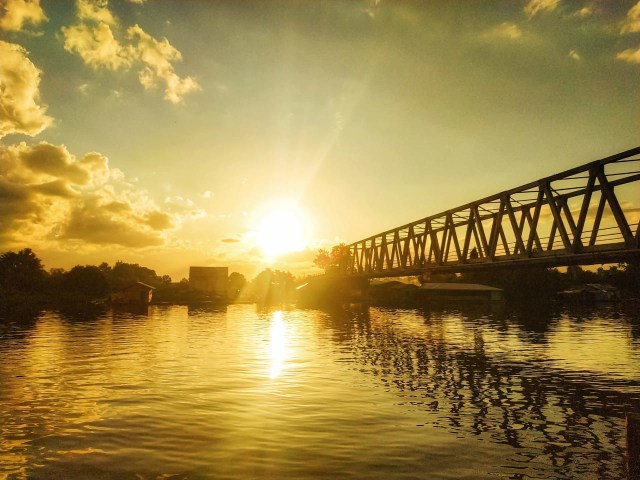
xmin=256 ymin=203 xmax=307 ymax=258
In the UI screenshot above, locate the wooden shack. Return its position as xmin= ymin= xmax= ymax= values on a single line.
xmin=111 ymin=282 xmax=155 ymax=306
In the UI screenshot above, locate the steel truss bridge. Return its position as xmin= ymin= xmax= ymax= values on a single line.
xmin=343 ymin=147 xmax=640 ymax=278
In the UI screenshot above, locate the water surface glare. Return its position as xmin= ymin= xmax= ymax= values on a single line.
xmin=1 ymin=304 xmax=639 ymax=479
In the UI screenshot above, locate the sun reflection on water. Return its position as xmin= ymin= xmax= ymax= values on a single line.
xmin=269 ymin=310 xmax=287 ymax=378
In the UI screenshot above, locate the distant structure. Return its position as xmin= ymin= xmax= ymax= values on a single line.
xmin=418 ymin=283 xmax=504 ymax=302
xmin=366 ymin=280 xmax=503 ymax=305
xmin=189 ymin=266 xmax=228 ymax=300
xmin=111 ymin=282 xmax=155 ymax=306
xmin=558 ymin=283 xmax=619 ymax=303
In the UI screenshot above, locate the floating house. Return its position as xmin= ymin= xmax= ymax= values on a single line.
xmin=111 ymin=282 xmax=155 ymax=306
xmin=418 ymin=283 xmax=504 ymax=302
xmin=368 ymin=280 xmax=419 ymax=305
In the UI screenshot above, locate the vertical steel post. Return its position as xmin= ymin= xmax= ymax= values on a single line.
xmin=629 ymin=413 xmax=640 ymax=479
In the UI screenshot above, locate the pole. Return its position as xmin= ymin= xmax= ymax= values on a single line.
xmin=628 ymin=413 xmax=640 ymax=479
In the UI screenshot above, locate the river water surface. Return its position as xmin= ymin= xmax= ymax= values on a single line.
xmin=1 ymin=303 xmax=639 ymax=479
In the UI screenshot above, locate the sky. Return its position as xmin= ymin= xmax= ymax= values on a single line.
xmin=0 ymin=0 xmax=639 ymax=280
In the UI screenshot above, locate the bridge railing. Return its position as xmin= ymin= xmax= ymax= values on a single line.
xmin=344 ymin=147 xmax=640 ymax=277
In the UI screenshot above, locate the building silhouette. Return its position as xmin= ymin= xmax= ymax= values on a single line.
xmin=189 ymin=266 xmax=228 ymax=300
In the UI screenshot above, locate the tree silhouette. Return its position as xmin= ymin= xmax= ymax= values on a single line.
xmin=314 ymin=243 xmax=350 ymax=272
xmin=64 ymin=266 xmax=109 ymax=299
xmin=0 ymin=249 xmax=46 ymax=294
xmin=105 ymin=261 xmax=161 ymax=290
xmin=228 ymin=272 xmax=247 ymax=301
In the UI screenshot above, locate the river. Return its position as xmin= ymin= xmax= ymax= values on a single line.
xmin=1 ymin=303 xmax=639 ymax=479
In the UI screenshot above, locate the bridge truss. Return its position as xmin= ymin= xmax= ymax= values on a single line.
xmin=344 ymin=147 xmax=640 ymax=278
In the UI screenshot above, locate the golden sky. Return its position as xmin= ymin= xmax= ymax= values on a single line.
xmin=0 ymin=0 xmax=639 ymax=279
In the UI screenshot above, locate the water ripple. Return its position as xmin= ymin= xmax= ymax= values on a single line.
xmin=0 ymin=304 xmax=638 ymax=479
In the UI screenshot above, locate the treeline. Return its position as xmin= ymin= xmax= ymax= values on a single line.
xmin=0 ymin=248 xmax=176 ymax=304
xmin=0 ymin=248 xmax=300 ymax=307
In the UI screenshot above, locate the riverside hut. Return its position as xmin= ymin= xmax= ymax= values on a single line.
xmin=111 ymin=282 xmax=155 ymax=306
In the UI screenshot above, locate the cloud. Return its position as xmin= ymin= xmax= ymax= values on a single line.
xmin=20 ymin=142 xmax=91 ymax=184
xmin=163 ymin=195 xmax=207 ymax=221
xmin=63 ymin=199 xmax=164 ymax=247
xmin=127 ymin=25 xmax=201 ymax=104
xmin=63 ymin=22 xmax=133 ymax=70
xmin=145 ymin=210 xmax=173 ymax=230
xmin=621 ymin=1 xmax=640 ymax=34
xmin=572 ymin=6 xmax=593 ymax=18
xmin=62 ymin=0 xmax=200 ymax=104
xmin=76 ymin=0 xmax=116 ymax=25
xmin=524 ymin=0 xmax=559 ymax=19
xmin=489 ymin=22 xmax=523 ymax=40
xmin=0 ymin=41 xmax=53 ymax=139
xmin=616 ymin=46 xmax=640 ymax=64
xmin=0 ymin=0 xmax=47 ymax=32
xmin=568 ymin=49 xmax=581 ymax=61
xmin=0 ymin=141 xmax=187 ymax=248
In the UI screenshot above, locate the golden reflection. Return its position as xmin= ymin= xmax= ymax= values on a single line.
xmin=269 ymin=311 xmax=287 ymax=378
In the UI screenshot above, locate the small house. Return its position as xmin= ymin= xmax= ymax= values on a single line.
xmin=111 ymin=282 xmax=155 ymax=306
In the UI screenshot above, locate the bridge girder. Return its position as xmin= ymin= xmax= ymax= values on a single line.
xmin=343 ymin=147 xmax=640 ymax=278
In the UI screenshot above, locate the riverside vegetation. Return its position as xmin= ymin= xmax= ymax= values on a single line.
xmin=1 ymin=247 xmax=639 ymax=318
xmin=0 ymin=248 xmax=297 ymax=316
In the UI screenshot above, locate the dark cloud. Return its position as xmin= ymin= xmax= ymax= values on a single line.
xmin=63 ymin=202 xmax=164 ymax=247
xmin=31 ymin=179 xmax=78 ymax=198
xmin=0 ymin=141 xmax=181 ymax=248
xmin=146 ymin=211 xmax=173 ymax=230
xmin=21 ymin=142 xmax=90 ymax=184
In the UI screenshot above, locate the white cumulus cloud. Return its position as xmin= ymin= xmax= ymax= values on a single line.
xmin=489 ymin=22 xmax=523 ymax=40
xmin=616 ymin=46 xmax=640 ymax=64
xmin=621 ymin=1 xmax=640 ymax=34
xmin=127 ymin=24 xmax=200 ymax=104
xmin=62 ymin=0 xmax=200 ymax=104
xmin=0 ymin=41 xmax=52 ymax=139
xmin=63 ymin=22 xmax=133 ymax=70
xmin=524 ymin=0 xmax=559 ymax=19
xmin=568 ymin=49 xmax=581 ymax=61
xmin=0 ymin=0 xmax=47 ymax=31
